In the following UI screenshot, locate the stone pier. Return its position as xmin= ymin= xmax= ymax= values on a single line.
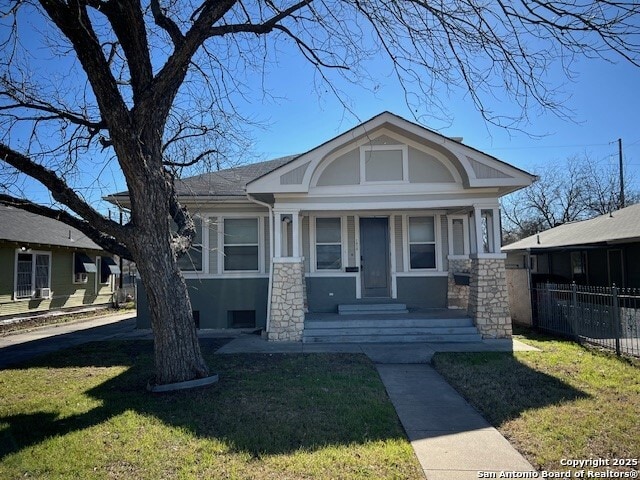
xmin=468 ymin=256 xmax=512 ymax=338
xmin=268 ymin=259 xmax=306 ymax=341
xmin=447 ymin=257 xmax=471 ymax=310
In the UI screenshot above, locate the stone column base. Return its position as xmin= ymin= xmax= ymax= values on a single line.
xmin=447 ymin=258 xmax=471 ymax=310
xmin=468 ymin=256 xmax=512 ymax=339
xmin=268 ymin=259 xmax=305 ymax=342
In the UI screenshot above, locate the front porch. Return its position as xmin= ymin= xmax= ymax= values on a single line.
xmin=304 ymin=306 xmax=481 ymax=343
xmin=266 ymin=206 xmax=512 ymax=342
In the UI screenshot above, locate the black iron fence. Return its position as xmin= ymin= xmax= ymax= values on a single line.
xmin=533 ymin=283 xmax=640 ymax=357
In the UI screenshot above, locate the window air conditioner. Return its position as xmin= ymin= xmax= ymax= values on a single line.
xmin=35 ymin=288 xmax=51 ymax=299
xmin=74 ymin=272 xmax=88 ymax=284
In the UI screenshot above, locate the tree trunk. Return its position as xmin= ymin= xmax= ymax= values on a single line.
xmin=133 ymin=230 xmax=210 ymax=385
xmin=126 ymin=153 xmax=210 ymax=385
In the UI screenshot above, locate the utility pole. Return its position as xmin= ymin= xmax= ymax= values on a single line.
xmin=619 ymin=138 xmax=625 ymax=209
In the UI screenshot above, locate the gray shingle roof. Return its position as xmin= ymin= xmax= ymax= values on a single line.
xmin=109 ymin=156 xmax=298 ymax=199
xmin=502 ymin=203 xmax=640 ymax=251
xmin=0 ymin=205 xmax=101 ymax=250
xmin=177 ymin=156 xmax=297 ymax=196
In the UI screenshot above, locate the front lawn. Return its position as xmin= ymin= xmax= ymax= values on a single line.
xmin=0 ymin=340 xmax=422 ymax=479
xmin=432 ymin=330 xmax=640 ymax=471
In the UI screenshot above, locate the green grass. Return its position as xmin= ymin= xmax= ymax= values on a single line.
xmin=0 ymin=339 xmax=422 ymax=479
xmin=432 ymin=330 xmax=640 ymax=471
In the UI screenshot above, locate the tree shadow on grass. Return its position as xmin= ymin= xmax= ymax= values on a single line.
xmin=432 ymin=351 xmax=591 ymax=429
xmin=0 ymin=339 xmax=405 ymax=460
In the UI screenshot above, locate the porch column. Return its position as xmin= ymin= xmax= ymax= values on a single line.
xmin=467 ymin=205 xmax=512 ymax=338
xmin=268 ymin=209 xmax=305 ymax=342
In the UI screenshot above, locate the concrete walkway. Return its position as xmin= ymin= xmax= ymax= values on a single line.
xmin=217 ymin=335 xmax=538 ymax=479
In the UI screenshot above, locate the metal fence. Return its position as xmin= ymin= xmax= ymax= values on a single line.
xmin=533 ymin=283 xmax=640 ymax=357
xmin=114 ymin=285 xmax=136 ymax=306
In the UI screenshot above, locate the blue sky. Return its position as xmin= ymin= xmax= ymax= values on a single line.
xmin=4 ymin=6 xmax=640 ymax=215
xmin=244 ymin=53 xmax=640 ymax=188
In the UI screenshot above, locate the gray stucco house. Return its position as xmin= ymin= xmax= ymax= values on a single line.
xmin=110 ymin=112 xmax=535 ymax=341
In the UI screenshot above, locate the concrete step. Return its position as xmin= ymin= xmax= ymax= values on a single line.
xmin=304 ymin=333 xmax=483 ymax=343
xmin=305 ymin=317 xmax=474 ymax=329
xmin=303 ymin=316 xmax=482 ymax=343
xmin=338 ymin=303 xmax=409 ymax=315
xmin=304 ymin=326 xmax=481 ymax=337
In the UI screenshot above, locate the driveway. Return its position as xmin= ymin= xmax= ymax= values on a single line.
xmin=0 ymin=312 xmax=136 ymax=368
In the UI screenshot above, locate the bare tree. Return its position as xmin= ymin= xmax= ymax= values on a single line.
xmin=502 ymin=155 xmax=639 ymax=243
xmin=2 ymin=1 xmax=640 ymax=386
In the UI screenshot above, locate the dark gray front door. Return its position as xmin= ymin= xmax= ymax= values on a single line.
xmin=360 ymin=217 xmax=390 ymax=297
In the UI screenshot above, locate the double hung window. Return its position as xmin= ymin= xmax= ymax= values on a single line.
xmin=224 ymin=218 xmax=259 ymax=271
xmin=316 ymin=217 xmax=342 ymax=270
xmin=177 ymin=217 xmax=203 ymax=271
xmin=408 ymin=217 xmax=436 ymax=269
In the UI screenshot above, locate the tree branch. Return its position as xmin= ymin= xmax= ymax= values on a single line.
xmin=0 ymin=143 xmax=127 ymax=243
xmin=150 ymin=0 xmax=185 ymax=47
xmin=0 ymin=194 xmax=133 ymax=260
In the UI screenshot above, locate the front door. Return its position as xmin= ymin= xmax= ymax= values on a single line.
xmin=360 ymin=217 xmax=390 ymax=297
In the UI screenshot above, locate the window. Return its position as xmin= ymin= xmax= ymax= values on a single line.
xmin=224 ymin=218 xmax=259 ymax=271
xmin=316 ymin=217 xmax=342 ymax=270
xmin=73 ymin=252 xmax=96 ymax=284
xmin=177 ymin=217 xmax=203 ymax=271
xmin=409 ymin=217 xmax=436 ymax=269
xmin=100 ymin=256 xmax=121 ymax=284
xmin=451 ymin=218 xmax=466 ymax=255
xmin=15 ymin=251 xmax=51 ymax=299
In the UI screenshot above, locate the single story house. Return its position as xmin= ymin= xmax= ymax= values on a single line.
xmin=503 ymin=203 xmax=640 ymax=287
xmin=502 ymin=203 xmax=640 ymax=324
xmin=0 ymin=204 xmax=121 ymax=319
xmin=110 ymin=112 xmax=535 ymax=340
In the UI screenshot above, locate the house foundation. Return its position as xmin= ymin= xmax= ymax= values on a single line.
xmin=468 ymin=255 xmax=512 ymax=338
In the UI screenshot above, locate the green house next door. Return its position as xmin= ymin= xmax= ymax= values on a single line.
xmin=360 ymin=217 xmax=390 ymax=298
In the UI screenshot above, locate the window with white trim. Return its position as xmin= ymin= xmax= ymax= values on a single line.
xmin=15 ymin=251 xmax=51 ymax=298
xmin=223 ymin=218 xmax=259 ymax=272
xmin=408 ymin=217 xmax=436 ymax=269
xmin=177 ymin=217 xmax=203 ymax=271
xmin=316 ymin=217 xmax=342 ymax=270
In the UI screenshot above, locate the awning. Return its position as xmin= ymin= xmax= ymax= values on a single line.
xmin=101 ymin=256 xmax=121 ymax=276
xmin=75 ymin=252 xmax=97 ymax=273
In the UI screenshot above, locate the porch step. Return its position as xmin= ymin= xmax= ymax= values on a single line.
xmin=303 ymin=316 xmax=482 ymax=343
xmin=338 ymin=303 xmax=409 ymax=315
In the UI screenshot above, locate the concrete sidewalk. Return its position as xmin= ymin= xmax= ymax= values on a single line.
xmin=216 ymin=335 xmax=538 ymax=479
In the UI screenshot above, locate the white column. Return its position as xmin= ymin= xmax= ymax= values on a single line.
xmin=274 ymin=212 xmax=282 ymax=258
xmin=492 ymin=207 xmax=501 ymax=254
xmin=473 ymin=207 xmax=483 ymax=254
xmin=292 ymin=212 xmax=300 ymax=258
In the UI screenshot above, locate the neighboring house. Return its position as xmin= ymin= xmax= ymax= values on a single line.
xmin=0 ymin=205 xmax=120 ymax=319
xmin=108 ymin=112 xmax=535 ymax=340
xmin=502 ymin=203 xmax=640 ymax=324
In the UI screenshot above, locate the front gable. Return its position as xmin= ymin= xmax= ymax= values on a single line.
xmin=246 ymin=112 xmax=534 ymax=197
